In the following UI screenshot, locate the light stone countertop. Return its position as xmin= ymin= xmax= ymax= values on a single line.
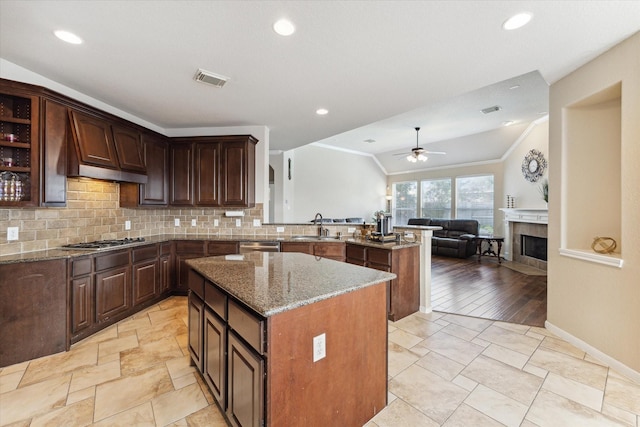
xmin=0 ymin=234 xmax=419 ymax=264
xmin=187 ymin=252 xmax=396 ymax=317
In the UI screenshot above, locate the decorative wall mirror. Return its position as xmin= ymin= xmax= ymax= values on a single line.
xmin=522 ymin=149 xmax=547 ymax=182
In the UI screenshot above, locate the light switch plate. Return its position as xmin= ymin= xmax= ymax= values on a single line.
xmin=7 ymin=227 xmax=19 ymax=241
xmin=174 ymin=218 xmax=180 ymax=227
xmin=191 ymin=219 xmax=197 ymax=227
xmin=253 ymin=219 xmax=261 ymax=227
xmin=125 ymin=220 xmax=131 ymax=230
xmin=276 ymin=226 xmax=285 ymax=233
xmin=235 ymin=219 xmax=241 ymax=227
xmin=347 ymin=227 xmax=355 ymax=233
xmin=214 ymin=219 xmax=219 ymax=227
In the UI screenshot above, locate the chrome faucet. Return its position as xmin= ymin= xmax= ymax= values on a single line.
xmin=314 ymin=213 xmax=328 ymax=237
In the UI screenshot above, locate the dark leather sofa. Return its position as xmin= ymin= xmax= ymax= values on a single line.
xmin=407 ymin=218 xmax=478 ymax=258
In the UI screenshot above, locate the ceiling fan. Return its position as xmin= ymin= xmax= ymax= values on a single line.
xmin=393 ymin=127 xmax=446 ymax=162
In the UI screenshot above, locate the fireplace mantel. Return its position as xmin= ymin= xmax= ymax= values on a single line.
xmin=500 ymin=208 xmax=548 ymax=225
xmin=500 ymin=208 xmax=548 ymax=268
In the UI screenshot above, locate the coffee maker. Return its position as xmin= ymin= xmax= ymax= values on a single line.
xmin=370 ymin=212 xmax=396 ymax=242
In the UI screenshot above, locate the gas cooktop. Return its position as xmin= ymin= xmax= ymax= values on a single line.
xmin=60 ymin=237 xmax=146 ymax=250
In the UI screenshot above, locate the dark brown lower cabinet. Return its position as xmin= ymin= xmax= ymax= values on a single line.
xmin=159 ymin=243 xmax=173 ymax=294
xmin=188 ymin=292 xmax=204 ymax=369
xmin=227 ymin=331 xmax=264 ymax=427
xmin=204 ymin=309 xmax=227 ymax=408
xmin=132 ymin=244 xmax=159 ymax=306
xmin=0 ymin=258 xmax=67 ymax=368
xmin=175 ymin=241 xmax=206 ymax=293
xmin=96 ymin=263 xmax=131 ymax=323
xmin=346 ymin=243 xmax=419 ymax=321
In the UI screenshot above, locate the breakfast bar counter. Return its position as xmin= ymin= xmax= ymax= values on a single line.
xmin=186 ymin=252 xmax=395 ymax=427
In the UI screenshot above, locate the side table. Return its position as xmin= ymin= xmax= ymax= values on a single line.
xmin=476 ymin=236 xmax=505 ymax=263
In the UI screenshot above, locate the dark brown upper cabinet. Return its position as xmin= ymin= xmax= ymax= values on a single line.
xmin=112 ymin=125 xmax=146 ymax=173
xmin=120 ymin=132 xmax=169 ymax=207
xmin=170 ymin=135 xmax=257 ymax=208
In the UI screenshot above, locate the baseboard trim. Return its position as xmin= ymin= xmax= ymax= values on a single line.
xmin=545 ymin=320 xmax=640 ymax=384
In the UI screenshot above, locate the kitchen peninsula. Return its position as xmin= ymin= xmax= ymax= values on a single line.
xmin=186 ymin=252 xmax=395 ymax=427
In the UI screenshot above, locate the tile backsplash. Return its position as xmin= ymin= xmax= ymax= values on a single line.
xmin=0 ymin=178 xmax=360 ymax=256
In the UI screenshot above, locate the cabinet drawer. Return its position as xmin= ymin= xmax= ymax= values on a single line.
xmin=160 ymin=242 xmax=172 ymax=256
xmin=133 ymin=244 xmax=158 ymax=263
xmin=346 ymin=244 xmax=366 ymax=261
xmin=367 ymin=247 xmax=391 ymax=266
xmin=188 ymin=269 xmax=205 ymax=299
xmin=281 ymin=242 xmax=313 ymax=254
xmin=175 ymin=240 xmax=205 ymax=254
xmin=228 ymin=299 xmax=264 ymax=354
xmin=95 ymin=250 xmax=130 ymax=272
xmin=314 ymin=242 xmax=345 ymax=258
xmin=207 ymin=241 xmax=238 ymax=256
xmin=205 ymin=283 xmax=227 ymax=320
xmin=72 ymin=257 xmax=92 ymax=277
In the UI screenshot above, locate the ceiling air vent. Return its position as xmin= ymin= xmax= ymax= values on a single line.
xmin=481 ymin=105 xmax=502 ymax=114
xmin=194 ymin=68 xmax=229 ymax=88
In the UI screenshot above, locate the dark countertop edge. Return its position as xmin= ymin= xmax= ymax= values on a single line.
xmin=0 ymin=234 xmax=420 ymax=264
xmin=187 ymin=256 xmax=396 ymax=317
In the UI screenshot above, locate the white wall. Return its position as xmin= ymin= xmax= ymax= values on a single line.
xmin=548 ymin=31 xmax=640 ymax=376
xmin=283 ymin=145 xmax=387 ymax=223
xmin=502 ymin=118 xmax=549 ymax=209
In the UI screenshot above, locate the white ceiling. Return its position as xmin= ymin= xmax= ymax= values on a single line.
xmin=1 ymin=1 xmax=639 ymax=173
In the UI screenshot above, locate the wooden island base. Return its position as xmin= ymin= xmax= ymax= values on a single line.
xmin=267 ymin=281 xmax=387 ymax=426
xmin=187 ymin=253 xmax=393 ymax=427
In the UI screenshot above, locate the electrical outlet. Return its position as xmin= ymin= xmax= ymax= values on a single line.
xmin=191 ymin=219 xmax=197 ymax=227
xmin=214 ymin=219 xmax=219 ymax=227
xmin=313 ymin=333 xmax=326 ymax=362
xmin=347 ymin=227 xmax=355 ymax=233
xmin=7 ymin=226 xmax=19 ymax=241
xmin=235 ymin=219 xmax=241 ymax=227
xmin=125 ymin=220 xmax=131 ymax=230
xmin=174 ymin=218 xmax=180 ymax=227
xmin=276 ymin=226 xmax=285 ymax=233
xmin=253 ymin=219 xmax=261 ymax=227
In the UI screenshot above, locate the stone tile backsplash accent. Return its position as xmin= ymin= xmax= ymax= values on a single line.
xmin=0 ymin=178 xmax=362 ymax=256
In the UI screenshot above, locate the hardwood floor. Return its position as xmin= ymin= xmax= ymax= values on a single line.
xmin=431 ymin=254 xmax=547 ymax=327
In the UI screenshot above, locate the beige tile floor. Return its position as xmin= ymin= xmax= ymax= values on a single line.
xmin=1 ymin=296 xmax=639 ymax=426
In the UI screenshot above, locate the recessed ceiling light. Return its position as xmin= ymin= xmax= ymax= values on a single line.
xmin=509 ymin=85 xmax=521 ymax=90
xmin=273 ymin=19 xmax=295 ymax=36
xmin=316 ymin=108 xmax=328 ymax=115
xmin=502 ymin=12 xmax=533 ymax=30
xmin=364 ymin=139 xmax=376 ymax=143
xmin=54 ymin=30 xmax=83 ymax=44
xmin=503 ymin=120 xmax=514 ymax=126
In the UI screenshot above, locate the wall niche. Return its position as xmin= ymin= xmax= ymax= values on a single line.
xmin=561 ymin=82 xmax=622 ymax=266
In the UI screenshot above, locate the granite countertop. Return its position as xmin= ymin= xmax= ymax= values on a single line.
xmin=0 ymin=234 xmax=420 ymax=264
xmin=187 ymin=252 xmax=396 ymax=317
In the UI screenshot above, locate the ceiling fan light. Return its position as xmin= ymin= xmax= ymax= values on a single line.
xmin=407 ymin=155 xmax=416 ymax=163
xmin=418 ymin=154 xmax=428 ymax=162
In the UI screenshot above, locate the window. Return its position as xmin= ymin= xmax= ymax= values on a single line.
xmin=421 ymin=178 xmax=452 ymax=219
xmin=392 ymin=181 xmax=417 ymax=226
xmin=456 ymin=175 xmax=494 ymax=234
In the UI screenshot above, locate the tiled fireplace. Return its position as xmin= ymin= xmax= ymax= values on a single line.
xmin=500 ymin=208 xmax=548 ymax=271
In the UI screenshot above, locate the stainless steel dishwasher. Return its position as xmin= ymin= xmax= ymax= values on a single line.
xmin=238 ymin=241 xmax=281 ymax=253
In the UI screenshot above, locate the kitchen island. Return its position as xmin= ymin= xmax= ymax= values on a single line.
xmin=186 ymin=252 xmax=395 ymax=427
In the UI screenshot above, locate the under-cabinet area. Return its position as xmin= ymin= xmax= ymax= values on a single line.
xmin=186 ymin=252 xmax=394 ymax=427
